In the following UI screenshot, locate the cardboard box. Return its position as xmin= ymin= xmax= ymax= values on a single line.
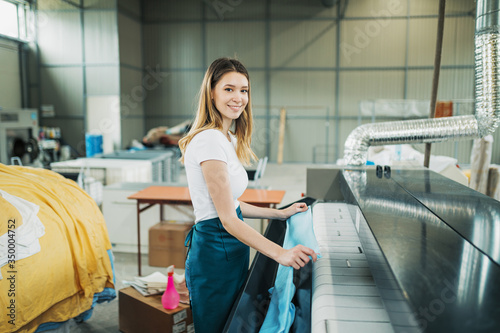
xmin=435 ymin=101 xmax=453 ymax=118
xmin=149 ymin=221 xmax=194 ymax=268
xmin=119 ymin=287 xmax=193 ymax=333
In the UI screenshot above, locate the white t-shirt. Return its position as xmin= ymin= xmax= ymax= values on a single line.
xmin=184 ymin=129 xmax=249 ymax=223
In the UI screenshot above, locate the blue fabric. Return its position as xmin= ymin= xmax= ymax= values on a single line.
xmin=185 ymin=206 xmax=249 ymax=333
xmin=259 ymin=208 xmax=321 ymax=333
xmin=35 ymin=250 xmax=117 ymax=332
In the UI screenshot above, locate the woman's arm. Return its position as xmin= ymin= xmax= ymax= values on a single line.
xmin=201 ymin=160 xmax=317 ymax=269
xmin=239 ymin=201 xmax=309 ymax=220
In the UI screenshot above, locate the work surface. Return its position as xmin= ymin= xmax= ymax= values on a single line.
xmin=128 ymin=186 xmax=286 ymax=207
xmin=127 ymin=185 xmax=287 ymax=276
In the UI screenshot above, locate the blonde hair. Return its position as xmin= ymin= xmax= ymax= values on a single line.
xmin=179 ymin=58 xmax=257 ymax=166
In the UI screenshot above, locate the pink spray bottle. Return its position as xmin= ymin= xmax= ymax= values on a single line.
xmin=162 ymin=266 xmax=180 ymax=310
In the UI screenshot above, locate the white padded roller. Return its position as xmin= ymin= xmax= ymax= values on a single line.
xmin=311 ymin=202 xmax=395 ymax=333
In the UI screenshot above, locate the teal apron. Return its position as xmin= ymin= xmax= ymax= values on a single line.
xmin=184 ymin=206 xmax=249 ymax=333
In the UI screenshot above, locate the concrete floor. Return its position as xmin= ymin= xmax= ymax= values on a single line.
xmin=66 ymin=162 xmax=316 ymax=332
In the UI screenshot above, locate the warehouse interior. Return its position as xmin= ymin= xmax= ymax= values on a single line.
xmin=1 ymin=0 xmax=500 ymax=332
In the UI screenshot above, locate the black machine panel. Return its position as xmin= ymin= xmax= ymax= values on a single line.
xmin=225 ymin=168 xmax=500 ymax=332
xmin=342 ymin=168 xmax=500 ymax=332
xmin=392 ymin=169 xmax=500 ymax=265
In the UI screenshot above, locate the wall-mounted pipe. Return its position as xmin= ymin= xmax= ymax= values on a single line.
xmin=343 ymin=0 xmax=500 ymax=166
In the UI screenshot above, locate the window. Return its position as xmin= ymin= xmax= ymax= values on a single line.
xmin=0 ymin=0 xmax=32 ymax=41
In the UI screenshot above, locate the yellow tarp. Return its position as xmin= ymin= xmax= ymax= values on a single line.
xmin=0 ymin=164 xmax=114 ymax=333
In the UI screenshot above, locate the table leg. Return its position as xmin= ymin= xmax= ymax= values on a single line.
xmin=137 ymin=202 xmax=141 ymax=276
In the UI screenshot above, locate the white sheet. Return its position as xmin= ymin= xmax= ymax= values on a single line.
xmin=0 ymin=189 xmax=45 ymax=279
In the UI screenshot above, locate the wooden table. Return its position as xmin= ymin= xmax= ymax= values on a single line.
xmin=128 ymin=186 xmax=286 ymax=276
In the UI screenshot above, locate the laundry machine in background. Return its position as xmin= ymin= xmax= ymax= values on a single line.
xmin=0 ymin=108 xmax=39 ymax=165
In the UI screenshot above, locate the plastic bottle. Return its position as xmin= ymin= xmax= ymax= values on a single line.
xmin=161 ymin=268 xmax=180 ymax=310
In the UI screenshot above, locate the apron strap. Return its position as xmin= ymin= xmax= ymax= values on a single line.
xmin=184 ymin=223 xmax=196 ymax=256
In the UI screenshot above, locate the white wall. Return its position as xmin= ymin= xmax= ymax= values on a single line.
xmin=29 ymin=0 xmax=499 ymax=164
xmin=141 ymin=0 xmax=495 ymax=164
xmin=33 ymin=0 xmax=143 ymax=154
xmin=118 ymin=2 xmax=144 ymax=148
xmin=0 ymin=39 xmax=21 ymax=109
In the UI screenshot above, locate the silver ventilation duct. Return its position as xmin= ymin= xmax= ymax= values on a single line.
xmin=344 ymin=0 xmax=500 ymax=166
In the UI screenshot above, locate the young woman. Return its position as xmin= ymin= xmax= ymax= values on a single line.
xmin=179 ymin=58 xmax=317 ymax=333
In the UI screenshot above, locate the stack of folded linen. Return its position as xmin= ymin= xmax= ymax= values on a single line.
xmin=125 ymin=271 xmax=169 ymax=296
xmin=124 ymin=265 xmax=190 ymax=303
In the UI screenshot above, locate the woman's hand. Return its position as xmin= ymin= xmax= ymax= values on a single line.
xmin=276 ymin=245 xmax=318 ymax=270
xmin=280 ymin=202 xmax=308 ymax=220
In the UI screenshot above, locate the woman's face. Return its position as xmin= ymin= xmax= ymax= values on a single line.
xmin=212 ymin=71 xmax=249 ymax=125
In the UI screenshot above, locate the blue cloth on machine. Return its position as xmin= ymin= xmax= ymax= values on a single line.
xmin=259 ymin=208 xmax=321 ymax=333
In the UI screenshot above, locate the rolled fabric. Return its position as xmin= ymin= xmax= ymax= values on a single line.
xmin=487 ymin=165 xmax=500 ymax=200
xmin=470 ymin=135 xmax=493 ymax=194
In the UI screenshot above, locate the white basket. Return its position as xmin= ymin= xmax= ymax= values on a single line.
xmin=77 ymin=166 xmax=104 ymax=206
xmin=51 ymin=158 xmax=152 ymax=185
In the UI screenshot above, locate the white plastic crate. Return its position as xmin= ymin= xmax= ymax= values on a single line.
xmin=51 ymin=158 xmax=152 ymax=185
xmin=98 ymin=149 xmax=178 ymax=182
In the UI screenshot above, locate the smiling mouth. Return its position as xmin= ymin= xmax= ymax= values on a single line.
xmin=228 ymin=105 xmax=242 ymax=111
